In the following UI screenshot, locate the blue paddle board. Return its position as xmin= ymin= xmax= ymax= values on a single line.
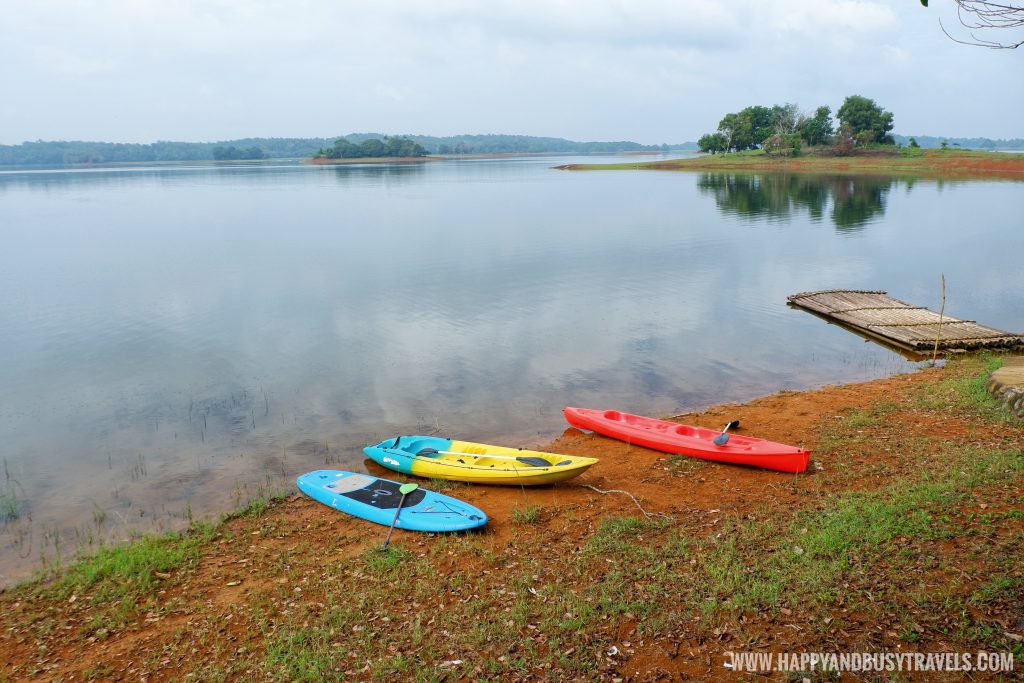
xmin=296 ymin=470 xmax=487 ymax=532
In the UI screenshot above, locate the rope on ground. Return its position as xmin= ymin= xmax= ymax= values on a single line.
xmin=576 ymin=484 xmax=672 ymax=520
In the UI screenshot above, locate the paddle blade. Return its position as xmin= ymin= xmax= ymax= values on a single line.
xmin=399 ymin=483 xmax=419 ymax=495
xmin=416 ymin=448 xmax=440 ymax=456
xmin=713 ymin=420 xmax=738 ymax=446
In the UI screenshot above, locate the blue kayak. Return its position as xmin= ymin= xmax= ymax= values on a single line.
xmin=296 ymin=470 xmax=487 ymax=532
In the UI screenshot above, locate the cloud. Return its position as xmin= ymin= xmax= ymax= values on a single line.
xmin=0 ymin=0 xmax=1020 ymax=143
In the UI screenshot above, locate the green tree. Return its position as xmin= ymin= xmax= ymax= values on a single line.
xmin=697 ymin=133 xmax=727 ymax=154
xmin=770 ymin=103 xmax=803 ymax=135
xmin=908 ymin=137 xmax=920 ymax=148
xmin=716 ymin=112 xmax=749 ymax=151
xmin=383 ymin=136 xmax=427 ymax=157
xmin=359 ymin=138 xmax=386 ymax=157
xmin=800 ymin=106 xmax=834 ymax=146
xmin=836 ymin=95 xmax=894 ymax=145
xmin=743 ymin=105 xmax=776 ymax=147
xmin=763 ymin=132 xmax=802 ymax=157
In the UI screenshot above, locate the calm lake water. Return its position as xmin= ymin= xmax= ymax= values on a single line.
xmin=0 ymin=156 xmax=1021 ymax=582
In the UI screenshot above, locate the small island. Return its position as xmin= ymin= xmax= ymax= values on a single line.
xmin=558 ymin=95 xmax=1024 ymax=180
xmin=307 ymin=135 xmax=435 ymax=164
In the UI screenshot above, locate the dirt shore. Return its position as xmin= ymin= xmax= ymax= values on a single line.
xmin=1 ymin=357 xmax=1022 ymax=681
xmin=556 ymin=148 xmax=1024 ymax=181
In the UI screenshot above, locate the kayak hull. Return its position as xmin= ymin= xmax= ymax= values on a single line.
xmin=563 ymin=407 xmax=810 ymax=473
xmin=364 ymin=436 xmax=597 ymax=485
xmin=297 ymin=470 xmax=487 ymax=532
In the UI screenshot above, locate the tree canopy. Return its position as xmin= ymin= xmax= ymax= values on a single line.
xmin=698 ymin=102 xmax=831 ymax=155
xmin=836 ymin=95 xmax=894 ymax=145
xmin=315 ymin=136 xmax=428 ymax=160
xmin=212 ymin=145 xmax=266 ymax=161
xmin=697 ymin=96 xmax=896 ymax=156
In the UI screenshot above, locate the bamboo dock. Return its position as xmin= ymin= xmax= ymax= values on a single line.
xmin=788 ymin=289 xmax=1024 ymax=354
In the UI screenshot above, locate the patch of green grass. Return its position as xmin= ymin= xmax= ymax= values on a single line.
xmin=511 ymin=504 xmax=541 ymax=524
xmin=48 ymin=521 xmax=215 ymax=600
xmin=667 ymin=453 xmax=710 ymax=473
xmin=585 ymin=516 xmax=668 ymax=556
xmin=1 ymin=458 xmax=22 ymax=522
xmin=17 ymin=521 xmax=217 ymax=632
xmin=427 ymin=478 xmax=463 ymax=492
xmin=692 ymin=445 xmax=1022 ymax=616
xmin=970 ymin=575 xmax=1021 ymax=606
xmin=843 ymin=408 xmax=881 ymax=427
xmin=915 ymin=353 xmax=1016 ymax=422
xmin=222 ymin=488 xmax=288 ymax=521
xmin=842 ymin=401 xmax=898 ymax=428
xmin=361 ymin=545 xmax=416 ymax=574
xmin=264 ymin=626 xmax=341 ymax=682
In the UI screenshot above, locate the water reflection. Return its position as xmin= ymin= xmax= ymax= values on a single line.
xmin=326 ymin=162 xmax=426 ymax=183
xmin=0 ymin=162 xmax=310 ymax=192
xmin=0 ymin=160 xmax=427 ymax=193
xmin=697 ymin=174 xmax=896 ymax=231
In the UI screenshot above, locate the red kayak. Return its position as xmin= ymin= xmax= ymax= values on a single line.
xmin=563 ymin=407 xmax=810 ymax=473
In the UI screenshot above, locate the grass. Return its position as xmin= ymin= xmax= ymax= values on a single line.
xmin=223 ymin=481 xmax=289 ymax=521
xmin=0 ymin=458 xmax=21 ymax=522
xmin=667 ymin=452 xmax=710 ymax=473
xmin=928 ymin=353 xmax=1013 ymax=417
xmin=511 ymin=504 xmax=542 ymax=524
xmin=689 ymin=445 xmax=1021 ymax=616
xmin=17 ymin=521 xmax=218 ymax=633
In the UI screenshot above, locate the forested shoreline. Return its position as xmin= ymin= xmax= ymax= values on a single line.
xmin=1 ymin=132 xmax=1018 ymax=167
xmin=0 ymin=134 xmax=681 ymax=167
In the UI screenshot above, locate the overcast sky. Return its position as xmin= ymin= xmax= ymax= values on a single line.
xmin=1 ymin=0 xmax=1020 ymax=145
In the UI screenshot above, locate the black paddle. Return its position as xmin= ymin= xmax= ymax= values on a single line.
xmin=381 ymin=482 xmax=419 ymax=551
xmin=415 ymin=447 xmax=556 ymax=467
xmin=713 ymin=420 xmax=740 ymax=446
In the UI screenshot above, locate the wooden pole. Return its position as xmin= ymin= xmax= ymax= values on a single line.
xmin=932 ymin=273 xmax=946 ymax=365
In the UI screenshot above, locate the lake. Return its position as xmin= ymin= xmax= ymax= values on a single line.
xmin=0 ymin=156 xmax=1020 ymax=583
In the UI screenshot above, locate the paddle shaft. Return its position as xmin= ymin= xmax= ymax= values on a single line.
xmin=381 ymin=484 xmax=418 ymax=550
xmin=415 ymin=448 xmax=551 ymax=464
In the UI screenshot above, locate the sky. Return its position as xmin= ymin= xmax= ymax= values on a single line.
xmin=1 ymin=0 xmax=1021 ymax=145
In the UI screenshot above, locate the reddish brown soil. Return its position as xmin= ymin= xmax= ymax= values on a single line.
xmin=561 ymin=149 xmax=1024 ymax=181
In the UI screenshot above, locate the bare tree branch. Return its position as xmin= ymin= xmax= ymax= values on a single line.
xmin=929 ymin=0 xmax=1024 ymax=49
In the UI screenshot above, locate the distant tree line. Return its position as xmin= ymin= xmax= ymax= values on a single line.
xmin=212 ymin=145 xmax=266 ymax=160
xmin=314 ymin=136 xmax=428 ymax=159
xmin=0 ymin=138 xmax=333 ymax=166
xmin=891 ymin=134 xmax=1023 ymax=150
xmin=415 ymin=134 xmax=673 ymax=155
xmin=697 ymin=95 xmax=896 ymax=157
xmin=0 ymin=134 xmax=687 ymax=167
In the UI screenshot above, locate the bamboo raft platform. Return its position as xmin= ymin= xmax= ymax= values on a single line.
xmin=788 ymin=290 xmax=1024 ymax=354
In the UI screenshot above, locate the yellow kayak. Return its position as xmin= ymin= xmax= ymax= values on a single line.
xmin=363 ymin=436 xmax=597 ymax=485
